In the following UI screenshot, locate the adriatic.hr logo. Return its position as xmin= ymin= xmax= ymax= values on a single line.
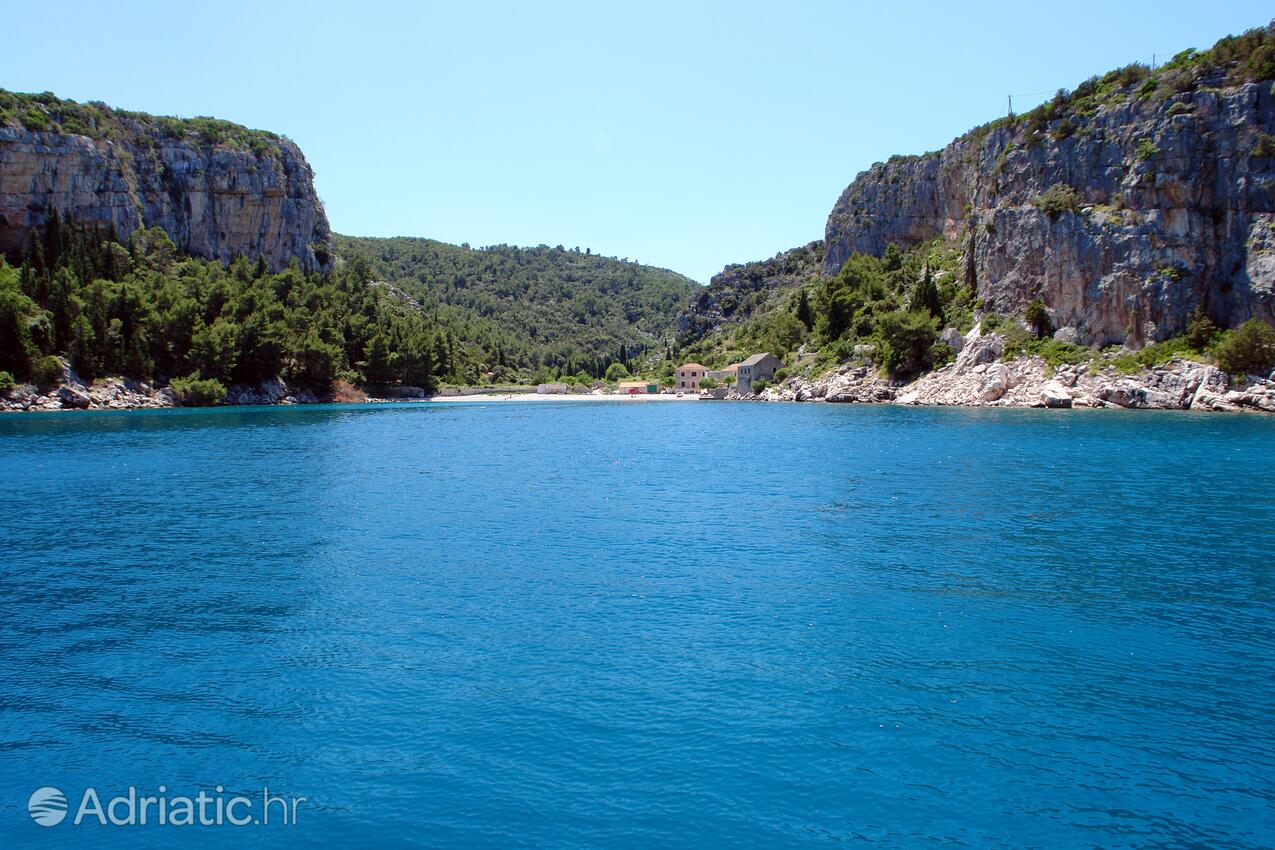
xmin=27 ymin=787 xmax=69 ymax=826
xmin=26 ymin=785 xmax=305 ymax=828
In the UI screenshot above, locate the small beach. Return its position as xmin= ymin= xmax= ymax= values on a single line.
xmin=420 ymin=392 xmax=702 ymax=403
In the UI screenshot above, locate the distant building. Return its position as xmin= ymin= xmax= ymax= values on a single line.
xmin=737 ymin=353 xmax=781 ymax=393
xmin=675 ymin=363 xmax=708 ymax=393
xmin=616 ymin=380 xmax=655 ymax=395
xmin=707 ymin=364 xmax=739 ymax=382
xmin=537 ymin=383 xmax=567 ymax=394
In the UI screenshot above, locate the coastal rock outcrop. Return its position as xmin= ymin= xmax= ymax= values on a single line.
xmin=224 ymin=379 xmax=323 ymax=406
xmin=0 ymin=362 xmax=341 ymax=413
xmin=1 ymin=374 xmax=177 ymax=412
xmin=1 ymin=377 xmax=340 ymax=413
xmin=0 ymin=93 xmax=331 ymax=271
xmin=822 ymin=50 xmax=1275 ymax=346
xmin=771 ymin=327 xmax=1275 ymax=413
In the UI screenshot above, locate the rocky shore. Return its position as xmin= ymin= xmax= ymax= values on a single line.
xmin=0 ymin=363 xmax=345 ymax=413
xmin=1 ymin=377 xmax=178 ymax=412
xmin=756 ymin=326 xmax=1275 ymax=413
xmin=6 ymin=331 xmax=1274 ymax=414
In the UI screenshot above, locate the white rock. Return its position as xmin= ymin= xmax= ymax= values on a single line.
xmin=979 ymin=364 xmax=1010 ymax=401
xmin=1053 ymin=326 xmax=1080 ymax=345
xmin=955 ymin=333 xmax=1005 ymax=374
xmin=1040 ymin=381 xmax=1073 ymax=408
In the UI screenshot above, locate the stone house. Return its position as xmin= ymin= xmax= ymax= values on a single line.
xmin=675 ymin=363 xmax=708 ymax=393
xmin=736 ymin=353 xmax=781 ymax=393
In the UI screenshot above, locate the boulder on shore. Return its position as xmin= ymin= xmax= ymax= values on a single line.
xmin=1040 ymin=382 xmax=1073 ymax=408
xmin=56 ymin=385 xmax=92 ymax=409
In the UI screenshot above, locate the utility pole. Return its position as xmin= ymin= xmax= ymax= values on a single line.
xmin=1008 ymin=94 xmax=1014 ymax=118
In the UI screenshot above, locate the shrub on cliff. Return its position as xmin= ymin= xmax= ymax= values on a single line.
xmin=1214 ymin=319 xmax=1275 ymax=376
xmin=1184 ymin=305 xmax=1220 ymax=350
xmin=995 ymin=315 xmax=1091 ymax=367
xmin=1025 ymin=298 xmax=1053 ymax=338
xmin=1109 ymin=334 xmax=1202 ymax=374
xmin=1031 ymin=184 xmax=1083 ymax=220
xmin=171 ymin=375 xmax=227 ymax=407
xmin=0 ymin=371 xmax=14 ymax=393
xmin=1252 ymin=132 xmax=1275 ymax=158
xmin=928 ymin=341 xmax=956 ymax=367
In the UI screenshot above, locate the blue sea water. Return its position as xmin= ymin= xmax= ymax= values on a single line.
xmin=1 ymin=400 xmax=1273 ymax=849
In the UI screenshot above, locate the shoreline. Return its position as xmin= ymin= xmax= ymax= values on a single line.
xmin=410 ymin=392 xmax=698 ymax=404
xmin=4 ymin=344 xmax=1273 ymax=415
xmin=4 ymin=381 xmax=1272 ymax=414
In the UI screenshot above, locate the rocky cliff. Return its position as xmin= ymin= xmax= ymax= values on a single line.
xmin=0 ymin=90 xmax=331 ymax=271
xmin=823 ymin=25 xmax=1275 ymax=345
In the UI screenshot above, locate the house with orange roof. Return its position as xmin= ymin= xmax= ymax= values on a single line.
xmin=675 ymin=363 xmax=708 ymax=393
xmin=707 ymin=363 xmax=739 ymax=382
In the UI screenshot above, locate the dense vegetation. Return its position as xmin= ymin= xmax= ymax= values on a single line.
xmin=0 ymin=217 xmax=703 ymax=401
xmin=0 ymin=88 xmax=281 ymax=154
xmin=678 ymin=240 xmax=974 ymax=378
xmin=334 ymin=235 xmax=699 ymax=383
xmin=678 ymin=242 xmax=824 ymax=341
xmin=0 ymin=213 xmax=464 ymax=399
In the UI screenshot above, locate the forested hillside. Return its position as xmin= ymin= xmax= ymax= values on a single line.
xmin=0 ymin=215 xmax=474 ymax=401
xmin=0 ymin=217 xmax=705 ymax=403
xmin=334 ymin=236 xmax=699 ymax=382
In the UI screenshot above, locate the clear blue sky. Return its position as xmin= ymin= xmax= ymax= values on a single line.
xmin=4 ymin=1 xmax=1271 ymax=282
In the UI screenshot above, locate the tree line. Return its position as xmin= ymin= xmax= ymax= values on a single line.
xmin=0 ymin=213 xmax=465 ymax=397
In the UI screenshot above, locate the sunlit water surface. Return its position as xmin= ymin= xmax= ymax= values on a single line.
xmin=1 ymin=401 xmax=1273 ymax=848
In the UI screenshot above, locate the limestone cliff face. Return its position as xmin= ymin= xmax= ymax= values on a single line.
xmin=0 ymin=107 xmax=331 ymax=271
xmin=823 ymin=75 xmax=1275 ymax=345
